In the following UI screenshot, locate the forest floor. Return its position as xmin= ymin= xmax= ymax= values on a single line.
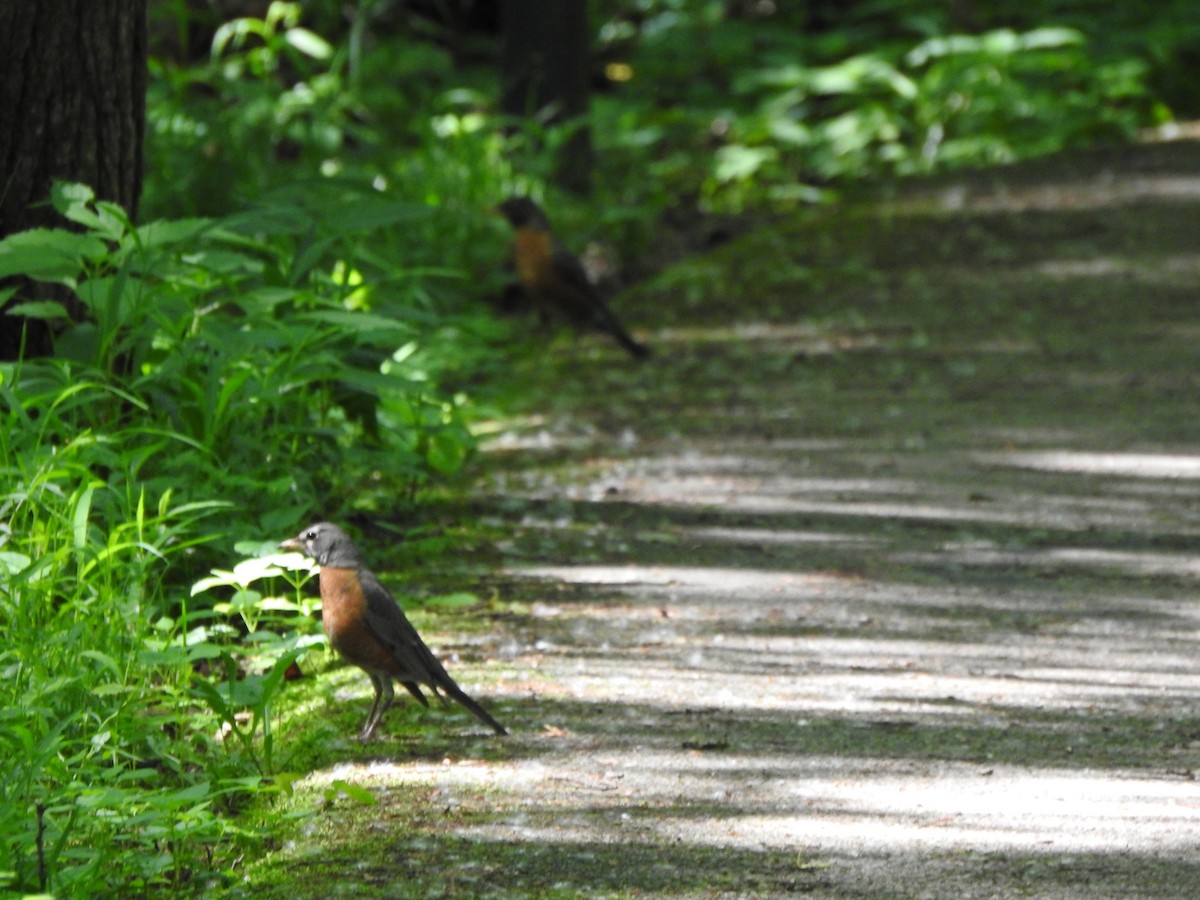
xmin=233 ymin=139 xmax=1200 ymax=898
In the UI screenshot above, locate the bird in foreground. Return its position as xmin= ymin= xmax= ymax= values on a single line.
xmin=495 ymin=196 xmax=651 ymax=359
xmin=279 ymin=522 xmax=507 ymax=739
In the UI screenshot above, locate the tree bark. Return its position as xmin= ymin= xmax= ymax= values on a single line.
xmin=499 ymin=0 xmax=592 ymax=194
xmin=0 ymin=0 xmax=147 ymax=360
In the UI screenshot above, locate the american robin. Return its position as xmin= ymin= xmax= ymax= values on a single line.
xmin=279 ymin=522 xmax=507 ymax=739
xmin=496 ymin=196 xmax=651 ymax=359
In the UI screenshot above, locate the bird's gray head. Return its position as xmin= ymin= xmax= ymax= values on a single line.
xmin=279 ymin=522 xmax=362 ymax=567
xmin=496 ymin=196 xmax=550 ymax=230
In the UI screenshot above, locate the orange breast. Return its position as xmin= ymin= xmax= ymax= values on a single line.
xmin=513 ymin=228 xmax=555 ymax=292
xmin=318 ymin=566 xmax=394 ymax=672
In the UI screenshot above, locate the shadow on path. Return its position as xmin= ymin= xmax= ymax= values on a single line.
xmin=249 ymin=141 xmax=1200 ymax=898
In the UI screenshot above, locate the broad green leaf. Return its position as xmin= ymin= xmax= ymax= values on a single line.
xmin=1019 ymin=26 xmax=1084 ymax=50
xmin=285 ymin=27 xmax=333 ymax=59
xmin=232 ymin=555 xmax=300 ymax=583
xmin=185 ymin=643 xmax=225 ymax=662
xmin=314 ymin=198 xmax=433 ymax=233
xmin=300 ymin=309 xmax=410 ymax=333
xmin=0 ymin=229 xmax=107 ymax=280
xmin=329 ymin=779 xmax=377 ymax=805
xmin=219 ymin=205 xmax=312 ymax=236
xmin=425 ymin=429 xmax=472 ymax=475
xmin=192 ymin=569 xmax=239 ymax=595
xmin=54 ymin=321 xmax=99 ymax=363
xmin=714 ymin=144 xmax=777 ymax=182
xmin=53 ymin=181 xmax=95 ymax=207
xmin=80 ymin=650 xmax=122 ymax=678
xmin=0 ymin=551 xmax=31 ymax=574
xmin=5 ymin=300 xmax=70 ymax=321
xmin=132 ymin=217 xmax=214 ymax=249
xmin=229 ymin=287 xmax=297 ymax=315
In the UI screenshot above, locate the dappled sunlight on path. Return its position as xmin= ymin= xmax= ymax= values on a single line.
xmin=455 ymin=413 xmax=1200 ymax=895
xmin=278 ymin=143 xmax=1200 ymax=898
xmin=454 ymin=145 xmax=1200 ymax=896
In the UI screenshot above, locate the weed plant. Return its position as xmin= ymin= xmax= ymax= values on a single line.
xmin=0 ymin=178 xmax=488 ymax=893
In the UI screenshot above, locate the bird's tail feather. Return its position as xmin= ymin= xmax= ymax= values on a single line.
xmin=595 ymin=305 xmax=650 ymax=359
xmin=440 ymin=679 xmax=508 ymax=735
xmin=400 ymin=680 xmax=431 ymax=707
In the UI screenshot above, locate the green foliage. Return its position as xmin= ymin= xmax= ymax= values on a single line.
xmin=146 ymin=1 xmax=350 ymax=217
xmin=183 ymin=549 xmax=323 ymax=775
xmin=524 ymin=0 xmax=1196 ymax=234
xmin=0 ymin=385 xmax=241 ymax=893
xmin=5 ymin=182 xmax=480 ymax=529
xmin=0 ymin=176 xmax=487 ymax=892
xmin=586 ymin=1 xmax=1180 ymax=212
xmin=0 ymin=450 xmax=323 ymax=894
xmin=6 ymin=4 xmax=496 ymax=895
xmin=720 ymin=26 xmax=1145 ymax=192
xmin=144 ymin=1 xmax=512 ymax=237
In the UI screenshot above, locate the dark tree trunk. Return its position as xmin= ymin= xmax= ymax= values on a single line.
xmin=0 ymin=0 xmax=147 ymax=360
xmin=499 ymin=0 xmax=592 ymax=194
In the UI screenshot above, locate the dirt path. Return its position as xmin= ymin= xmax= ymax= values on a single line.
xmin=252 ymin=142 xmax=1200 ymax=898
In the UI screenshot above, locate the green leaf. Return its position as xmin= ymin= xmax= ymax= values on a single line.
xmin=0 ymin=228 xmax=107 ymax=280
xmin=231 ymin=554 xmax=305 ymax=583
xmin=0 ymin=551 xmax=31 ymax=574
xmin=193 ymin=680 xmax=233 ymax=721
xmin=132 ymin=217 xmax=215 ymax=249
xmin=229 ymin=287 xmax=298 ymax=315
xmin=73 ymin=275 xmax=139 ymax=322
xmin=271 ymin=771 xmax=305 ymax=794
xmin=328 ymin=779 xmax=377 ymax=805
xmin=80 ymin=650 xmax=122 ymax=678
xmin=714 ymin=145 xmax=777 ymax=182
xmin=52 ymin=182 xmax=128 ymax=239
xmin=906 ymin=28 xmax=1081 ymax=67
xmin=272 ymin=550 xmax=318 ymax=572
xmin=1018 ymin=26 xmax=1084 ymax=50
xmin=257 ymin=596 xmax=304 ymax=612
xmin=54 ymin=321 xmax=99 ymax=363
xmin=425 ymin=429 xmax=472 ymax=475
xmin=314 ymin=198 xmax=432 ymax=233
xmin=233 ymin=540 xmax=292 ymax=557
xmin=228 ymin=588 xmax=264 ymax=611
xmin=285 ymin=27 xmax=333 ymax=60
xmin=424 ymin=592 xmax=479 ymax=609
xmin=219 ymin=206 xmax=312 ymax=237
xmin=53 ymin=181 xmax=96 ymax=207
xmin=72 ymin=482 xmax=98 ymax=550
xmin=5 ymin=300 xmax=71 ymax=321
xmin=301 ymin=309 xmax=410 ymax=334
xmin=91 ymin=683 xmax=134 ymax=697
xmin=185 ymin=643 xmax=226 ymax=662
xmin=192 ymin=569 xmax=239 ymax=595
xmin=163 ymin=781 xmax=214 ymax=804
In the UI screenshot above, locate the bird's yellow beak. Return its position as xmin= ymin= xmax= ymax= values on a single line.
xmin=278 ymin=537 xmax=306 ymax=553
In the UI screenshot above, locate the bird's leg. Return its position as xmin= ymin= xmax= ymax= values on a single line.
xmin=359 ymin=672 xmax=384 ymax=737
xmin=360 ymin=673 xmax=395 ymax=742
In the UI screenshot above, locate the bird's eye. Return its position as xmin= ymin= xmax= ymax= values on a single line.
xmin=305 ymin=530 xmax=317 ymax=540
